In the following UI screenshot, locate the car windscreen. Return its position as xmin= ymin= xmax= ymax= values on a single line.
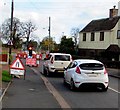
xmin=79 ymin=63 xmax=104 ymax=70
xmin=55 ymin=55 xmax=70 ymax=61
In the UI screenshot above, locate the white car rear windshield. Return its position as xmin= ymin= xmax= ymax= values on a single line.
xmin=80 ymin=63 xmax=104 ymax=70
xmin=54 ymin=55 xmax=70 ymax=61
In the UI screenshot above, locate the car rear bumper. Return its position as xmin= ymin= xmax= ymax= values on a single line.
xmin=75 ymin=81 xmax=108 ymax=89
xmin=73 ymin=74 xmax=109 ymax=88
xmin=74 ymin=77 xmax=109 ymax=88
xmin=49 ymin=67 xmax=64 ymax=73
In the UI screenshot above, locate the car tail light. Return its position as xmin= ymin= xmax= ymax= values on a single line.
xmin=51 ymin=57 xmax=54 ymax=64
xmin=75 ymin=66 xmax=81 ymax=74
xmin=104 ymin=69 xmax=107 ymax=74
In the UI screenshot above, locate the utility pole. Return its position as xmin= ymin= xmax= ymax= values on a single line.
xmin=8 ymin=0 xmax=14 ymax=64
xmin=48 ymin=17 xmax=51 ymax=52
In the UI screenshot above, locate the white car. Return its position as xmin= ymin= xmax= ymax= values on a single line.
xmin=63 ymin=59 xmax=109 ymax=91
xmin=43 ymin=53 xmax=72 ymax=76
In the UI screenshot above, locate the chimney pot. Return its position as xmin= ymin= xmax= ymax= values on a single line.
xmin=109 ymin=6 xmax=118 ymax=18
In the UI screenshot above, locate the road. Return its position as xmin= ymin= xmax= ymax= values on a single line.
xmin=43 ymin=73 xmax=119 ymax=108
xmin=36 ymin=60 xmax=120 ymax=109
xmin=2 ymin=60 xmax=120 ymax=109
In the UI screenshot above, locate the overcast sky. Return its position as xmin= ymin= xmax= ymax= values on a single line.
xmin=0 ymin=0 xmax=120 ymax=43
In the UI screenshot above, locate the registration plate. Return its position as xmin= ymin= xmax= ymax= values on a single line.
xmin=87 ymin=73 xmax=100 ymax=77
xmin=58 ymin=70 xmax=64 ymax=72
xmin=88 ymin=74 xmax=98 ymax=77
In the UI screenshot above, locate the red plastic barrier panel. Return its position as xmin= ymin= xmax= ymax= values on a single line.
xmin=26 ymin=58 xmax=37 ymax=66
xmin=16 ymin=53 xmax=21 ymax=58
xmin=40 ymin=54 xmax=42 ymax=60
xmin=32 ymin=54 xmax=36 ymax=58
xmin=36 ymin=54 xmax=39 ymax=60
xmin=23 ymin=54 xmax=27 ymax=59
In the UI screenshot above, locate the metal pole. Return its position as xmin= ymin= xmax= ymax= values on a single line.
xmin=9 ymin=0 xmax=14 ymax=65
xmin=48 ymin=17 xmax=51 ymax=52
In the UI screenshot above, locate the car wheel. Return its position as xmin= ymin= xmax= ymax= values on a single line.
xmin=70 ymin=79 xmax=76 ymax=91
xmin=46 ymin=68 xmax=50 ymax=77
xmin=102 ymin=86 xmax=108 ymax=92
xmin=43 ymin=67 xmax=46 ymax=75
xmin=63 ymin=76 xmax=67 ymax=86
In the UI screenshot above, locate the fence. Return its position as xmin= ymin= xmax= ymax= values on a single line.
xmin=0 ymin=54 xmax=9 ymax=64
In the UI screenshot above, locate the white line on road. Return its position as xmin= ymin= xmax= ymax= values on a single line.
xmin=31 ymin=68 xmax=71 ymax=109
xmin=108 ymin=87 xmax=120 ymax=94
xmin=0 ymin=81 xmax=12 ymax=102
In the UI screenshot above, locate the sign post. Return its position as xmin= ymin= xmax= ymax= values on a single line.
xmin=10 ymin=58 xmax=25 ymax=79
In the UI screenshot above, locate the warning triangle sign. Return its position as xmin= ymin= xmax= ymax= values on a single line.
xmin=10 ymin=58 xmax=25 ymax=70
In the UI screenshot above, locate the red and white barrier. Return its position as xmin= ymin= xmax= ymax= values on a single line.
xmin=26 ymin=58 xmax=37 ymax=67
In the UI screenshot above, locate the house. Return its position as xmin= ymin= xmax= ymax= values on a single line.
xmin=78 ymin=6 xmax=120 ymax=61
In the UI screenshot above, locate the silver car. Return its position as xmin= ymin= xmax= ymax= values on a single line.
xmin=64 ymin=59 xmax=109 ymax=91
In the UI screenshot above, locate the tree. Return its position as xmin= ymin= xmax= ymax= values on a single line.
xmin=0 ymin=17 xmax=23 ymax=48
xmin=40 ymin=36 xmax=56 ymax=51
xmin=0 ymin=18 xmax=38 ymax=49
xmin=28 ymin=40 xmax=38 ymax=51
xmin=71 ymin=27 xmax=79 ymax=53
xmin=21 ymin=20 xmax=37 ymax=49
xmin=59 ymin=36 xmax=75 ymax=54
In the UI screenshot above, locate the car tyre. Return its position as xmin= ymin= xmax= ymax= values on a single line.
xmin=42 ymin=67 xmax=46 ymax=75
xmin=63 ymin=77 xmax=67 ymax=86
xmin=46 ymin=68 xmax=50 ymax=77
xmin=102 ymin=86 xmax=108 ymax=92
xmin=70 ymin=79 xmax=76 ymax=91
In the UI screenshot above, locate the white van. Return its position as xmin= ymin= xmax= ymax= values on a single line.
xmin=43 ymin=53 xmax=72 ymax=76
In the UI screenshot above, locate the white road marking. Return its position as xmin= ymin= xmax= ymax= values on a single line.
xmin=0 ymin=81 xmax=12 ymax=102
xmin=31 ymin=68 xmax=71 ymax=109
xmin=108 ymin=87 xmax=120 ymax=94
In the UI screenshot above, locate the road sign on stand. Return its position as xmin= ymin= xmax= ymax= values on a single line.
xmin=10 ymin=58 xmax=25 ymax=79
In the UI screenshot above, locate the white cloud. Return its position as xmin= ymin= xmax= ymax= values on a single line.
xmin=0 ymin=0 xmax=120 ymax=43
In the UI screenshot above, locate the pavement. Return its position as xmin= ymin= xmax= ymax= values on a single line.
xmin=1 ymin=65 xmax=61 ymax=108
xmin=107 ymin=68 xmax=120 ymax=79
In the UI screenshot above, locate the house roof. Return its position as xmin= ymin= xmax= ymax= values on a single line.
xmin=106 ymin=44 xmax=120 ymax=53
xmin=80 ymin=16 xmax=120 ymax=32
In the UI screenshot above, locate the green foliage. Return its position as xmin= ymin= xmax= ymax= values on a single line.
xmin=59 ymin=36 xmax=75 ymax=54
xmin=2 ymin=70 xmax=12 ymax=82
xmin=28 ymin=40 xmax=38 ymax=50
xmin=13 ymin=37 xmax=22 ymax=49
xmin=40 ymin=36 xmax=56 ymax=51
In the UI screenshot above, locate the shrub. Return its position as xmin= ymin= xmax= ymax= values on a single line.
xmin=2 ymin=70 xmax=12 ymax=82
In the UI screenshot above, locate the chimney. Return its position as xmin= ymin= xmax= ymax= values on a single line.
xmin=109 ymin=5 xmax=118 ymax=18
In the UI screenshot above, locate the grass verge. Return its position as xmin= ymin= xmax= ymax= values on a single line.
xmin=2 ymin=70 xmax=12 ymax=82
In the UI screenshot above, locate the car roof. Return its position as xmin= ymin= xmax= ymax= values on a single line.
xmin=50 ymin=53 xmax=71 ymax=56
xmin=74 ymin=59 xmax=103 ymax=65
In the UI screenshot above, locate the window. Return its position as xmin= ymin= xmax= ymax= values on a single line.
xmin=80 ymin=63 xmax=104 ymax=70
xmin=83 ymin=33 xmax=86 ymax=41
xmin=55 ymin=55 xmax=70 ymax=61
xmin=100 ymin=32 xmax=104 ymax=41
xmin=91 ymin=32 xmax=95 ymax=41
xmin=68 ymin=61 xmax=77 ymax=69
xmin=117 ymin=30 xmax=120 ymax=39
